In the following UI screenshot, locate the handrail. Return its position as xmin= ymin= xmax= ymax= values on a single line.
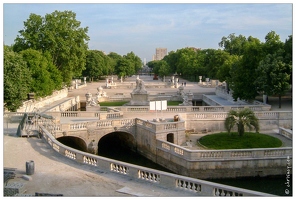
xmin=38 ymin=125 xmax=274 ymax=196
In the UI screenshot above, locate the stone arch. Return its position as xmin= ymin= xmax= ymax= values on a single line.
xmin=167 ymin=133 xmax=174 ymax=143
xmin=56 ymin=136 xmax=87 ymax=152
xmin=97 ymin=131 xmax=137 ymax=156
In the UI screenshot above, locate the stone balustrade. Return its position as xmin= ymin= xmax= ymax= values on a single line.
xmin=38 ymin=125 xmax=274 ymax=197
xmin=279 ymin=127 xmax=292 ymax=140
xmin=16 ymin=88 xmax=68 ymax=112
xmin=157 ymin=140 xmax=292 ymax=161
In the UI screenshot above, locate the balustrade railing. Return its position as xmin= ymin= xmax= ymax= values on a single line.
xmin=38 ymin=125 xmax=274 ymax=196
xmin=157 ymin=140 xmax=292 ymax=161
xmin=279 ymin=127 xmax=292 ymax=140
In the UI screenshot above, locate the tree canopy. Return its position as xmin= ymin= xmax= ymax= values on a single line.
xmin=4 ymin=46 xmax=32 ymax=111
xmin=13 ymin=10 xmax=90 ymax=84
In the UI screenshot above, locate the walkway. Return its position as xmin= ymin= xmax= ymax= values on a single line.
xmin=3 ymin=134 xmax=197 ymax=197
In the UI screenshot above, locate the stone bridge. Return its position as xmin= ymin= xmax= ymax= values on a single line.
xmin=47 ymin=117 xmax=186 ymax=156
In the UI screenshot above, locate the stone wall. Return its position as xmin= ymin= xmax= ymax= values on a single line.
xmin=16 ymin=88 xmax=68 ymax=112
xmin=183 ymin=111 xmax=292 ymax=133
xmin=156 ymin=140 xmax=292 ymax=179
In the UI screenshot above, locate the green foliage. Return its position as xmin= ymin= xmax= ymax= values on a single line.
xmin=20 ymin=49 xmax=60 ymax=97
xmin=224 ymin=108 xmax=259 ymax=136
xmin=199 ymin=132 xmax=282 ymax=149
xmin=83 ymin=50 xmax=107 ymax=81
xmin=255 ymin=52 xmax=291 ymax=108
xmin=228 ymin=36 xmax=264 ymax=101
xmin=13 ymin=10 xmax=90 ymax=84
xmin=4 ymin=46 xmax=32 ymax=111
xmin=124 ymin=51 xmax=143 ymax=74
xmin=151 ymin=60 xmax=170 ymax=77
xmin=218 ymin=33 xmax=247 ymax=55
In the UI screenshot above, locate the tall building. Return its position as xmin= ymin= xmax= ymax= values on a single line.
xmin=153 ymin=48 xmax=167 ymax=61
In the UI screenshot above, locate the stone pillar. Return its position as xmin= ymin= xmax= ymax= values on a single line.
xmin=263 ymin=94 xmax=267 ymax=104
xmin=84 ymin=77 xmax=86 ymax=85
xmin=120 ymin=76 xmax=123 ymax=83
xmin=199 ymin=76 xmax=202 ymax=84
xmin=206 ymin=78 xmax=209 ymax=87
xmin=175 ymin=78 xmax=179 ymax=88
xmin=106 ymin=79 xmax=109 ymax=88
xmin=111 ymin=76 xmax=114 ymax=84
xmin=75 ymin=79 xmax=78 ymax=89
xmin=163 ymin=75 xmax=165 ymax=82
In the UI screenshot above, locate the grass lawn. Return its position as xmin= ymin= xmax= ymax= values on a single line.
xmin=99 ymin=101 xmax=128 ymax=106
xmin=198 ymin=132 xmax=282 ymax=149
xmin=167 ymin=101 xmax=182 ymax=106
xmin=99 ymin=101 xmax=182 ymax=106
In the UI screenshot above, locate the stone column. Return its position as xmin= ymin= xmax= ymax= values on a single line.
xmin=106 ymin=79 xmax=109 ymax=88
xmin=199 ymin=76 xmax=202 ymax=84
xmin=84 ymin=77 xmax=86 ymax=85
xmin=175 ymin=78 xmax=179 ymax=88
xmin=75 ymin=79 xmax=78 ymax=89
xmin=111 ymin=76 xmax=114 ymax=84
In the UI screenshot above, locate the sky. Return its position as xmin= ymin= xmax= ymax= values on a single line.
xmin=2 ymin=1 xmax=293 ymax=62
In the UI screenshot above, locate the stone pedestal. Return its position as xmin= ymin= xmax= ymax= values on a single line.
xmin=129 ymin=93 xmax=149 ymax=106
xmin=86 ymin=105 xmax=100 ymax=111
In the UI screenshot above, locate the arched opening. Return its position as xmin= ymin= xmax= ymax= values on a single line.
xmin=57 ymin=136 xmax=87 ymax=152
xmin=167 ymin=133 xmax=174 ymax=143
xmin=97 ymin=131 xmax=172 ymax=172
xmin=97 ymin=131 xmax=136 ymax=160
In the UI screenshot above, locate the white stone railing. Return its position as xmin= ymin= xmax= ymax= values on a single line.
xmin=279 ymin=127 xmax=292 ymax=140
xmin=185 ymin=111 xmax=292 ymax=120
xmin=38 ymin=125 xmax=274 ymax=196
xmin=16 ymin=88 xmax=68 ymax=112
xmin=157 ymin=140 xmax=292 ymax=161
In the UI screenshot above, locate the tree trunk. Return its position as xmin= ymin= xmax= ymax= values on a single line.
xmin=238 ymin=121 xmax=245 ymax=136
xmin=279 ymin=95 xmax=282 ymax=108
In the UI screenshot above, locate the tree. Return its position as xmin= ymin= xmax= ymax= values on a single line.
xmin=176 ymin=48 xmax=201 ymax=80
xmin=163 ymin=51 xmax=179 ymax=74
xmin=83 ymin=50 xmax=106 ymax=82
xmin=152 ymin=60 xmax=170 ymax=78
xmin=228 ymin=36 xmax=264 ymax=101
xmin=124 ymin=51 xmax=143 ymax=74
xmin=202 ymin=49 xmax=230 ymax=79
xmin=255 ymin=52 xmax=291 ymax=108
xmin=116 ymin=57 xmax=134 ymax=79
xmin=224 ymin=108 xmax=259 ymax=136
xmin=219 ymin=33 xmax=247 ymax=55
xmin=13 ymin=10 xmax=89 ymax=84
xmin=20 ymin=49 xmax=62 ymax=97
xmin=4 ymin=46 xmax=32 ymax=111
xmin=108 ymin=52 xmax=122 ymax=77
xmin=216 ymin=54 xmax=240 ymax=83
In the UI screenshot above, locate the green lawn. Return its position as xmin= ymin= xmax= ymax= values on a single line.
xmin=99 ymin=101 xmax=128 ymax=106
xmin=198 ymin=132 xmax=282 ymax=149
xmin=167 ymin=101 xmax=182 ymax=106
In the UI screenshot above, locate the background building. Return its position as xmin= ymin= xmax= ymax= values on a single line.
xmin=153 ymin=48 xmax=167 ymax=61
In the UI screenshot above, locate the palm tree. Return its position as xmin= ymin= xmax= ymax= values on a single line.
xmin=224 ymin=108 xmax=259 ymax=136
